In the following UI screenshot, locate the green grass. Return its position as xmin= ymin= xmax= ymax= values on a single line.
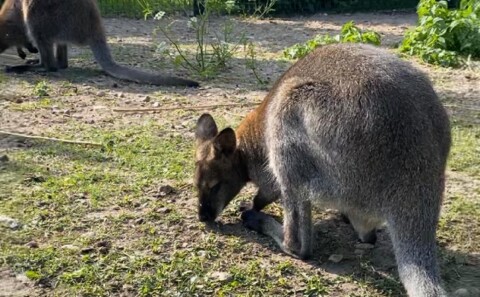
xmin=448 ymin=123 xmax=480 ymax=176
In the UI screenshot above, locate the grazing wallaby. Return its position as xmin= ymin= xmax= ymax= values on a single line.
xmin=194 ymin=43 xmax=451 ymax=297
xmin=0 ymin=0 xmax=38 ymax=60
xmin=1 ymin=0 xmax=199 ymax=87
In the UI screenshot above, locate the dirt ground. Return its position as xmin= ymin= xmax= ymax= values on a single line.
xmin=0 ymin=11 xmax=479 ymax=297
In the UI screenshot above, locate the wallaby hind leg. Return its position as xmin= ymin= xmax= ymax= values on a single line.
xmin=56 ymin=45 xmax=68 ymax=69
xmin=37 ymin=41 xmax=58 ymax=71
xmin=282 ymin=195 xmax=313 ymax=258
xmin=345 ymin=211 xmax=380 ymax=244
xmin=388 ymin=193 xmax=446 ymax=296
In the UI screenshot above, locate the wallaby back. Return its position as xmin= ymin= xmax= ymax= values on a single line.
xmin=194 ymin=43 xmax=451 ymax=297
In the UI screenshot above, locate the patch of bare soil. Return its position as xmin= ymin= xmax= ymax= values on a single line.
xmin=0 ymin=268 xmax=38 ymax=297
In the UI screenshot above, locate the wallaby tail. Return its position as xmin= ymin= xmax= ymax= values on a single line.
xmin=388 ymin=188 xmax=447 ymax=297
xmin=90 ymin=40 xmax=199 ymax=87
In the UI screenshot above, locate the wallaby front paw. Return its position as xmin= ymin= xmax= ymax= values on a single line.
xmin=241 ymin=209 xmax=268 ymax=234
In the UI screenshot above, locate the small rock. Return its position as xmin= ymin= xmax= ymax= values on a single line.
xmin=80 ymin=247 xmax=95 ymax=254
xmin=453 ymin=288 xmax=479 ymax=297
xmin=152 ymin=102 xmax=160 ymax=108
xmin=119 ymin=92 xmax=125 ymax=98
xmin=156 ymin=185 xmax=176 ymax=197
xmin=0 ymin=155 xmax=9 ymax=162
xmin=16 ymin=274 xmax=31 ymax=284
xmin=98 ymin=246 xmax=109 ymax=255
xmin=95 ymin=240 xmax=111 ymax=249
xmin=25 ymin=241 xmax=39 ymax=248
xmin=354 ymin=249 xmax=365 ymax=256
xmin=355 ymin=243 xmax=375 ymax=250
xmin=157 ymin=207 xmax=171 ymax=214
xmin=142 ymin=95 xmax=151 ymax=102
xmin=328 ymin=254 xmax=343 ymax=263
xmin=25 ymin=175 xmax=45 ymax=183
xmin=61 ymin=244 xmax=80 ymax=251
xmin=208 ymin=271 xmax=232 ymax=282
xmin=97 ymin=91 xmax=106 ymax=97
xmin=0 ymin=215 xmax=21 ymax=229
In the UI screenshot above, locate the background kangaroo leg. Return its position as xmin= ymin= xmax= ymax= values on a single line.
xmin=56 ymin=44 xmax=68 ymax=69
xmin=16 ymin=47 xmax=26 ymax=59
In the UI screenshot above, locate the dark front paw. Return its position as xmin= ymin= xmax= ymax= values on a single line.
xmin=241 ymin=209 xmax=268 ymax=234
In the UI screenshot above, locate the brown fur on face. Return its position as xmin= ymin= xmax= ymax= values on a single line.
xmin=194 ymin=114 xmax=248 ymax=222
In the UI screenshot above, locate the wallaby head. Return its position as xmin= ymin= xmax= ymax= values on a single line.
xmin=194 ymin=114 xmax=248 ymax=222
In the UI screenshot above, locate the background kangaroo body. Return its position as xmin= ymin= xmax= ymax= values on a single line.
xmin=194 ymin=43 xmax=451 ymax=297
xmin=0 ymin=0 xmax=38 ymax=60
xmin=1 ymin=0 xmax=198 ymax=87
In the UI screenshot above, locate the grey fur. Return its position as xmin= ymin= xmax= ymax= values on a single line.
xmin=195 ymin=43 xmax=451 ymax=297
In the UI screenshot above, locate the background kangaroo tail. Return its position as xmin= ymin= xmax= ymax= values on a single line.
xmin=90 ymin=40 xmax=199 ymax=87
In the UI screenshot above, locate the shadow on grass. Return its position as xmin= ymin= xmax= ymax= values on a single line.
xmin=0 ymin=11 xmax=420 ymax=95
xmin=205 ymin=211 xmax=480 ymax=297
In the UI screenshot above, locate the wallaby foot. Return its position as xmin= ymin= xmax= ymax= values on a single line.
xmin=56 ymin=45 xmax=68 ymax=69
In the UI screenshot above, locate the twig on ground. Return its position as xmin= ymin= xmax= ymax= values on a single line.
xmin=112 ymin=102 xmax=261 ymax=113
xmin=0 ymin=130 xmax=103 ymax=146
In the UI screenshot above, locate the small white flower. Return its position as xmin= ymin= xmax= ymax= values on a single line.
xmin=188 ymin=17 xmax=198 ymax=29
xmin=155 ymin=42 xmax=169 ymax=55
xmin=154 ymin=11 xmax=166 ymax=21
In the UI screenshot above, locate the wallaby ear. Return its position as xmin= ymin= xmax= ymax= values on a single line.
xmin=214 ymin=128 xmax=237 ymax=156
xmin=196 ymin=114 xmax=218 ymax=141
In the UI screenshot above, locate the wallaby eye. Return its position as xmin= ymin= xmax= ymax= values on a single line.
xmin=209 ymin=183 xmax=222 ymax=196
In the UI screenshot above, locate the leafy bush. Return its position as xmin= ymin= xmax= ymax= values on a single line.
xmin=399 ymin=0 xmax=480 ymax=67
xmin=283 ymin=21 xmax=381 ymax=59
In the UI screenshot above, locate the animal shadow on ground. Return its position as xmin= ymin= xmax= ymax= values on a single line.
xmin=206 ymin=207 xmax=480 ymax=296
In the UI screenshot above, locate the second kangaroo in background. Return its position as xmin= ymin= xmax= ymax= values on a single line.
xmin=2 ymin=0 xmax=198 ymax=87
xmin=194 ymin=43 xmax=451 ymax=297
xmin=0 ymin=0 xmax=38 ymax=60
